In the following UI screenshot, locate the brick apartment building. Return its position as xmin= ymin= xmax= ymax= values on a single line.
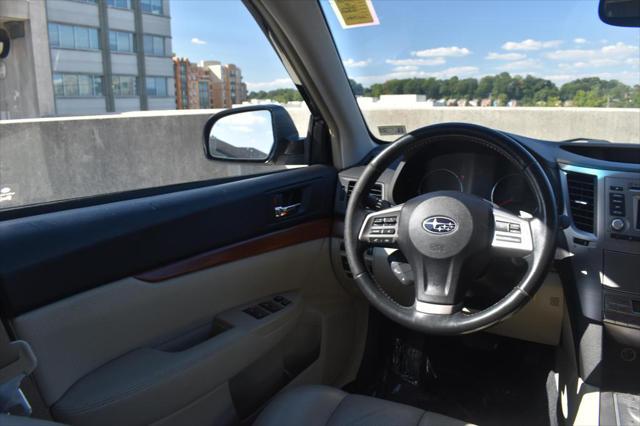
xmin=173 ymin=57 xmax=247 ymax=109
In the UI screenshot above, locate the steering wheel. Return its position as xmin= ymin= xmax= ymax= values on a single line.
xmin=344 ymin=123 xmax=558 ymax=335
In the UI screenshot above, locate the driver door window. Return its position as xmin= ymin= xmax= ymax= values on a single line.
xmin=0 ymin=0 xmax=310 ymax=212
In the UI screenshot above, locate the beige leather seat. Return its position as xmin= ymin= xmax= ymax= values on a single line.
xmin=254 ymin=385 xmax=473 ymax=426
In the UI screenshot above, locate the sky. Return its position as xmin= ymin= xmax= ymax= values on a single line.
xmin=171 ymin=0 xmax=640 ymax=92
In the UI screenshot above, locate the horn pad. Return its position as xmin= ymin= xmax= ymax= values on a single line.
xmin=398 ymin=191 xmax=492 ymax=259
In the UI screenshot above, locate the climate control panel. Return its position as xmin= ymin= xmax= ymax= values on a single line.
xmin=606 ymin=177 xmax=640 ymax=243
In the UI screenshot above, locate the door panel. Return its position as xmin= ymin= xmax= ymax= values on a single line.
xmin=0 ymin=165 xmax=335 ymax=316
xmin=14 ymin=243 xmax=321 ymax=407
xmin=45 ymin=290 xmax=305 ymax=425
xmin=0 ymin=165 xmax=368 ymax=425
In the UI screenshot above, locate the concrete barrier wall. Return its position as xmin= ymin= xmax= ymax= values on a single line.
xmin=359 ymin=106 xmax=640 ymax=143
xmin=1 ymin=107 xmax=638 ymax=210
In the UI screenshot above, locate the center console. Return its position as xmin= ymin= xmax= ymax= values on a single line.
xmin=602 ymin=177 xmax=640 ymax=332
xmin=560 ymin=164 xmax=640 ymax=404
xmin=558 ymin=160 xmax=640 ymax=426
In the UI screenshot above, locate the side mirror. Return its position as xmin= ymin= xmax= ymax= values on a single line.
xmin=0 ymin=28 xmax=10 ymax=59
xmin=203 ymin=105 xmax=301 ymax=163
xmin=599 ymin=0 xmax=640 ymax=27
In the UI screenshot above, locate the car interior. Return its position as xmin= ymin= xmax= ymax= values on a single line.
xmin=0 ymin=0 xmax=639 ymax=425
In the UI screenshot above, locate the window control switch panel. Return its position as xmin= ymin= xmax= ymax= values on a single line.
xmin=242 ymin=293 xmax=295 ymax=319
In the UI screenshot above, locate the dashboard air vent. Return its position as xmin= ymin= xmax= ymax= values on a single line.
xmin=346 ymin=181 xmax=383 ymax=202
xmin=566 ymin=171 xmax=596 ymax=233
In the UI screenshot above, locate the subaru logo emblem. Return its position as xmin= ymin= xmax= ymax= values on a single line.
xmin=423 ymin=216 xmax=457 ymax=234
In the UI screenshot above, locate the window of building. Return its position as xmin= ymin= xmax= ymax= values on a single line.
xmin=146 ymin=77 xmax=168 ymax=97
xmin=112 ymin=75 xmax=138 ymax=97
xmin=48 ymin=23 xmax=100 ymax=50
xmin=74 ymin=27 xmax=90 ymax=49
xmin=107 ymin=0 xmax=131 ymax=9
xmin=141 ymin=0 xmax=163 ymax=15
xmin=109 ymin=30 xmax=135 ymax=53
xmin=198 ymin=81 xmax=209 ymax=108
xmin=53 ymin=73 xmax=103 ymax=97
xmin=143 ymin=34 xmax=167 ymax=56
xmin=58 ymin=25 xmax=73 ymax=47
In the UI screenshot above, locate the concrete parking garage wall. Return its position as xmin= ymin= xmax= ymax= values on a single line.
xmin=0 ymin=107 xmax=638 ymax=210
xmin=359 ymin=106 xmax=640 ymax=143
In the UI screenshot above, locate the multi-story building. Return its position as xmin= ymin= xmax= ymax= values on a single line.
xmin=173 ymin=58 xmax=247 ymax=109
xmin=0 ymin=0 xmax=175 ymax=119
xmin=199 ymin=61 xmax=226 ymax=108
xmin=0 ymin=1 xmax=54 ymax=119
xmin=201 ymin=61 xmax=247 ymax=108
xmin=173 ymin=57 xmax=190 ymax=109
xmin=225 ymin=64 xmax=247 ymax=106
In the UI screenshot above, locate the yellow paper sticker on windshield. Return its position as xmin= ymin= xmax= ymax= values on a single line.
xmin=330 ymin=0 xmax=380 ymax=29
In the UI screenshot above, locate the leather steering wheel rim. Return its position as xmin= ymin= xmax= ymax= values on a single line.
xmin=344 ymin=123 xmax=558 ymax=335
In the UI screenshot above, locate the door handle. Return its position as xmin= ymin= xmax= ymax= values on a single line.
xmin=274 ymin=203 xmax=301 ymax=218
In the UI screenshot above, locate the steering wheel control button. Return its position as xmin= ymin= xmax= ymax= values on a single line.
xmin=611 ymin=218 xmax=625 ymax=231
xmin=369 ymin=236 xmax=395 ymax=245
xmin=358 ymin=206 xmax=402 ymax=246
xmin=495 ymin=221 xmax=509 ymax=232
xmin=492 ymin=208 xmax=533 ymax=255
xmin=495 ymin=235 xmax=521 ymax=243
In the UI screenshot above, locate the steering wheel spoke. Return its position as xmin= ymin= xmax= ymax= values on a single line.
xmin=491 ymin=206 xmax=534 ymax=258
xmin=358 ymin=204 xmax=403 ymax=247
xmin=413 ymin=255 xmax=465 ymax=314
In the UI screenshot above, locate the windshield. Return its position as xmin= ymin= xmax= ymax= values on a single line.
xmin=321 ymin=0 xmax=640 ymax=142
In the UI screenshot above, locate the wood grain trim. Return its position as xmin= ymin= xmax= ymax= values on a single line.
xmin=135 ymin=218 xmax=332 ymax=283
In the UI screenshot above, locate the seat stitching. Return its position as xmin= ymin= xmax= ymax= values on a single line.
xmin=326 ymin=393 xmax=350 ymax=426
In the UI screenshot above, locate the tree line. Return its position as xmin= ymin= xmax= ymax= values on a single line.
xmin=247 ymin=88 xmax=303 ymax=104
xmin=249 ymin=73 xmax=640 ymax=107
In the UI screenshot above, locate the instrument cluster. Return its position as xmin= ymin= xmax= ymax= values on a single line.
xmin=392 ymin=148 xmax=538 ymax=216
